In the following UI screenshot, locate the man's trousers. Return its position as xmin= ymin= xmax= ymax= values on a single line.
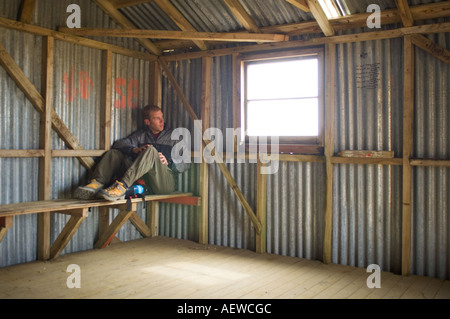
xmin=91 ymin=146 xmax=176 ymax=194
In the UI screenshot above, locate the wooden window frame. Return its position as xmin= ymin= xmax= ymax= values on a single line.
xmin=237 ymin=47 xmax=325 ymax=155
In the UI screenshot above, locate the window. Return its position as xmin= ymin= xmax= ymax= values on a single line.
xmin=318 ymin=0 xmax=348 ymax=18
xmin=239 ymin=48 xmax=324 ymax=154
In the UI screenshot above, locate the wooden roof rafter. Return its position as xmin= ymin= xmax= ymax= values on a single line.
xmin=395 ymin=0 xmax=414 ymax=27
xmin=58 ymin=27 xmax=289 ymax=43
xmin=18 ymin=0 xmax=36 ymax=24
xmin=285 ymin=0 xmax=311 ymax=12
xmin=110 ymin=0 xmax=152 ymax=8
xmin=223 ymin=0 xmax=261 ymax=33
xmin=411 ymin=34 xmax=450 ymax=65
xmin=153 ymin=0 xmax=208 ymax=51
xmin=93 ymin=0 xmax=162 ymax=55
xmin=306 ymin=0 xmax=335 ymax=36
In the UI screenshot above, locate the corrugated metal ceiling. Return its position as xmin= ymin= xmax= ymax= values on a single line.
xmin=114 ymin=0 xmax=450 ymax=53
xmin=118 ymin=0 xmax=446 ymax=33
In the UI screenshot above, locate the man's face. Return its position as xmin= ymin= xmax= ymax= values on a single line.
xmin=145 ymin=110 xmax=164 ymax=134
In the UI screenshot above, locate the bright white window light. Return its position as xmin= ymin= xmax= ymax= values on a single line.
xmin=318 ymin=0 xmax=341 ymax=19
xmin=245 ymin=57 xmax=319 ymax=137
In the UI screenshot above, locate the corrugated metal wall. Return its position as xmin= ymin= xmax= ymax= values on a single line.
xmin=157 ymin=32 xmax=449 ymax=280
xmin=412 ymin=31 xmax=450 ymax=280
xmin=267 ymin=161 xmax=325 ymax=260
xmin=0 ymin=27 xmax=42 ymax=265
xmin=0 ymin=2 xmax=157 ymax=264
xmin=331 ymin=36 xmax=404 ymax=275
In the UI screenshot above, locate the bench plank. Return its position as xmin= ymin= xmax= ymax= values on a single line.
xmin=0 ymin=193 xmax=194 ymax=217
xmin=0 ymin=192 xmax=199 ymax=260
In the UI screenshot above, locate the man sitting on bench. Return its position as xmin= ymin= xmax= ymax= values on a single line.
xmin=74 ymin=104 xmax=190 ymax=201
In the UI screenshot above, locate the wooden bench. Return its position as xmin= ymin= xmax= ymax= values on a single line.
xmin=0 ymin=193 xmax=200 ymax=260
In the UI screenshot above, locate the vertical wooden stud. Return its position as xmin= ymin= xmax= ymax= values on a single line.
xmin=256 ymin=159 xmax=267 ymax=253
xmin=100 ymin=50 xmax=112 ymax=151
xmin=148 ymin=201 xmax=159 ymax=237
xmin=199 ymin=56 xmax=211 ymax=244
xmin=323 ymin=43 xmax=336 ymax=264
xmin=0 ymin=216 xmax=13 ymax=242
xmin=18 ymin=0 xmax=36 ymax=24
xmin=232 ymin=53 xmax=241 ymax=131
xmin=98 ymin=206 xmax=110 ymax=241
xmin=149 ymin=60 xmax=162 ymax=107
xmin=37 ymin=36 xmax=53 ymax=260
xmin=402 ymin=35 xmax=414 ymax=276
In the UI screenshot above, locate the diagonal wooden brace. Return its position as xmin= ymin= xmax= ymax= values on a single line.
xmin=129 ymin=211 xmax=152 ymax=238
xmin=0 ymin=216 xmax=13 ymax=243
xmin=94 ymin=202 xmax=137 ymax=249
xmin=0 ymin=42 xmax=95 ymax=170
xmin=49 ymin=208 xmax=89 ymax=259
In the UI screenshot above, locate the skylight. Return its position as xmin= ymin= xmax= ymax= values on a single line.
xmin=318 ymin=0 xmax=345 ymax=19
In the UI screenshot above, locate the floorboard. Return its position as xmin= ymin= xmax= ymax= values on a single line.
xmin=0 ymin=236 xmax=449 ymax=300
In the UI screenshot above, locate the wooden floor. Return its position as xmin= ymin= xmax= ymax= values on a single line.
xmin=1 ymin=236 xmax=449 ymax=299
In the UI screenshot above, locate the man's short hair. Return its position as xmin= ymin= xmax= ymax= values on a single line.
xmin=142 ymin=104 xmax=162 ymax=120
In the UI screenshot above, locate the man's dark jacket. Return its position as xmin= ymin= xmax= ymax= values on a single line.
xmin=111 ymin=125 xmax=190 ymax=174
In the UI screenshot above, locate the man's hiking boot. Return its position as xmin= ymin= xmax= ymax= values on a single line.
xmin=99 ymin=180 xmax=127 ymax=201
xmin=74 ymin=179 xmax=104 ymax=200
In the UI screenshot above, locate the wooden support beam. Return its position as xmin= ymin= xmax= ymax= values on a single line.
xmin=18 ymin=0 xmax=36 ymax=24
xmin=157 ymin=196 xmax=201 ymax=206
xmin=337 ymin=150 xmax=395 ymax=158
xmin=332 ymin=156 xmax=403 ymax=166
xmin=51 ymin=150 xmax=107 ymax=157
xmin=255 ymin=159 xmax=267 ymax=254
xmin=199 ymin=56 xmax=211 ymax=245
xmin=306 ymin=0 xmax=335 ymax=36
xmin=161 ymin=21 xmax=450 ymax=61
xmin=58 ymin=27 xmax=289 ymax=43
xmin=286 ymin=0 xmax=311 ymax=12
xmin=98 ymin=206 xmax=110 ymax=243
xmin=396 ymin=0 xmax=414 ymax=27
xmin=149 ymin=60 xmax=162 ymax=107
xmin=37 ymin=36 xmax=53 ymax=261
xmin=0 ymin=149 xmax=44 ymax=158
xmin=49 ymin=208 xmax=89 ymax=259
xmin=148 ymin=201 xmax=159 ymax=237
xmin=224 ymin=0 xmax=261 ymax=33
xmin=402 ymin=35 xmax=414 ymax=276
xmin=232 ymin=53 xmax=241 ymax=131
xmin=111 ymin=0 xmax=151 ymax=8
xmin=410 ymin=159 xmax=450 ymax=167
xmin=100 ymin=50 xmax=112 ymax=150
xmin=158 ymin=59 xmax=262 ymax=235
xmin=128 ymin=211 xmax=152 ymax=237
xmin=0 ymin=42 xmax=95 ymax=170
xmin=411 ymin=34 xmax=450 ymax=66
xmin=0 ymin=216 xmax=13 ymax=242
xmin=94 ymin=202 xmax=137 ymax=249
xmin=0 ymin=17 xmax=155 ymax=61
xmin=153 ymin=0 xmax=208 ymax=51
xmin=323 ymin=42 xmax=336 ymax=264
xmin=92 ymin=0 xmax=162 ymax=55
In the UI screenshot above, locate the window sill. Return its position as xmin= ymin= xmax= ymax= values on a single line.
xmin=245 ymin=144 xmax=323 ymax=155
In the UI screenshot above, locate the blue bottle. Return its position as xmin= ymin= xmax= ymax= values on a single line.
xmin=126 ymin=184 xmax=144 ymax=197
xmin=132 ymin=185 xmax=144 ymax=195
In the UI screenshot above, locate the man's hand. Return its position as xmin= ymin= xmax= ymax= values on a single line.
xmin=132 ymin=145 xmax=168 ymax=165
xmin=159 ymin=152 xmax=168 ymax=165
xmin=132 ymin=144 xmax=150 ymax=154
